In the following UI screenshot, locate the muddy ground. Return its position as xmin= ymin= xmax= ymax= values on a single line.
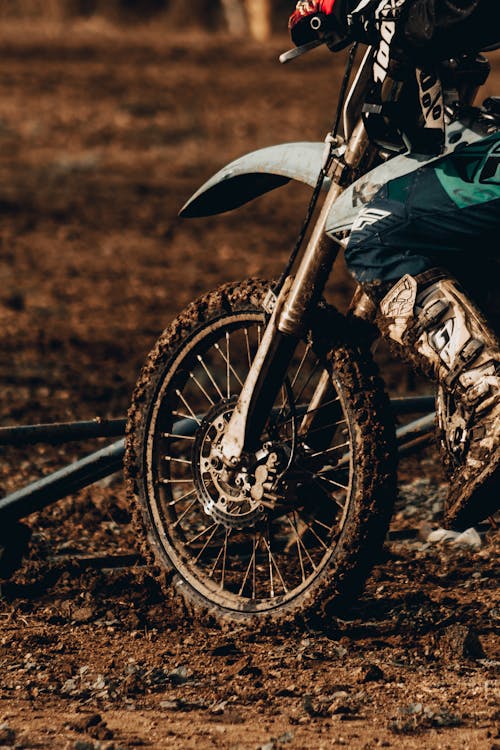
xmin=0 ymin=20 xmax=498 ymax=750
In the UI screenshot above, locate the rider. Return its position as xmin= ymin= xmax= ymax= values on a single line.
xmin=288 ymin=0 xmax=500 ymax=529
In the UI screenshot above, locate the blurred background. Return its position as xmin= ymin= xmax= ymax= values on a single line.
xmin=0 ymin=0 xmax=289 ymax=40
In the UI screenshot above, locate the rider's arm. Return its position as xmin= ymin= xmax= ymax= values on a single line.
xmin=404 ymin=0 xmax=499 ymax=59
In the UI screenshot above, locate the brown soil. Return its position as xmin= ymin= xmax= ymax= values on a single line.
xmin=0 ymin=21 xmax=498 ymax=750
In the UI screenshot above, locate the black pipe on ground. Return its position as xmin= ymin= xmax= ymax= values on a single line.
xmin=0 ymin=439 xmax=126 ymax=523
xmin=0 ymin=417 xmax=196 ymax=523
xmin=0 ymin=418 xmax=127 ymax=447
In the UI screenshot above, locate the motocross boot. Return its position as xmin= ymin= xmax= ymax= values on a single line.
xmin=372 ymin=269 xmax=500 ymax=530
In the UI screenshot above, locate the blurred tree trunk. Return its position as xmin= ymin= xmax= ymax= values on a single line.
xmin=220 ymin=0 xmax=272 ymax=40
xmin=245 ymin=0 xmax=271 ymax=41
xmin=220 ymin=0 xmax=246 ymax=35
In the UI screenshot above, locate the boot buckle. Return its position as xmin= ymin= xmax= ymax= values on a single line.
xmin=444 ymin=338 xmax=485 ymax=388
xmin=415 ymin=298 xmax=450 ymax=337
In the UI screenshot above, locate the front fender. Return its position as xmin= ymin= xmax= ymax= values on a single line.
xmin=179 ymin=142 xmax=327 ymax=218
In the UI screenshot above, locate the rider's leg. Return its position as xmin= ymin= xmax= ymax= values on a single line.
xmin=345 ymin=135 xmax=500 ymax=529
xmin=374 ymin=269 xmax=500 ymax=529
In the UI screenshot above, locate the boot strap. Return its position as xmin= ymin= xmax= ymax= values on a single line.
xmin=444 ymin=338 xmax=485 ymax=388
xmin=413 ymin=298 xmax=450 ymax=339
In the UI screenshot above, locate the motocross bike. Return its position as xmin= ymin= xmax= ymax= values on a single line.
xmin=126 ymin=41 xmax=500 ymax=624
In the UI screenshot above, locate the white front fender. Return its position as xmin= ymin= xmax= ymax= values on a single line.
xmin=179 ymin=142 xmax=328 ymax=218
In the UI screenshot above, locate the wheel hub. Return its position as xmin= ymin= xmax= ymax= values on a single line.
xmin=193 ymin=399 xmax=268 ymax=530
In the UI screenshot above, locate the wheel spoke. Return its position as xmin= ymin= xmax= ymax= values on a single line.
xmin=314 ymin=474 xmax=349 ymax=492
xmin=310 ymin=440 xmax=350 ymax=458
xmin=300 ymin=418 xmax=346 ymax=437
xmin=302 ymin=519 xmax=328 ymax=550
xmin=238 ymin=535 xmax=258 ymax=597
xmin=172 ymin=410 xmax=198 ymax=422
xmin=276 ymin=343 xmax=313 ymax=421
xmin=307 ymin=476 xmax=348 ymax=513
xmin=188 ymin=522 xmax=219 ymax=546
xmin=288 ymin=517 xmax=306 ymax=583
xmin=293 ymin=357 xmax=321 ymax=404
xmin=163 ymin=455 xmax=191 ymax=465
xmin=265 ymin=537 xmax=274 ymax=598
xmin=262 ymin=535 xmax=288 ymax=595
xmin=208 ymin=542 xmax=224 ymax=578
xmin=277 ymin=398 xmax=341 ymax=429
xmin=291 ymin=342 xmax=313 ymax=390
xmin=214 ymin=340 xmax=244 ymax=392
xmin=175 ymin=390 xmax=201 ymax=425
xmin=194 ymin=523 xmax=219 ymax=564
xmin=220 ymin=529 xmax=230 ymax=589
xmin=197 ymin=354 xmax=224 ymax=400
xmin=226 ymin=332 xmax=230 ymax=398
xmin=162 ymin=432 xmax=195 ymax=441
xmin=167 ymin=488 xmax=197 ymax=506
xmin=160 ymin=478 xmax=194 ymax=484
xmin=244 ymin=328 xmax=252 ymax=370
xmin=173 ymin=498 xmax=198 ymax=527
xmin=252 ymin=535 xmax=257 ymax=600
xmin=312 ymin=517 xmax=334 ymax=533
xmin=290 ymin=512 xmax=318 ymax=571
xmin=189 ymin=372 xmax=214 ymax=405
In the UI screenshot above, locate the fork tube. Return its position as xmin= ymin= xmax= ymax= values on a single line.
xmin=220 ymin=299 xmax=298 ymax=461
xmin=278 ymin=120 xmax=369 ymax=336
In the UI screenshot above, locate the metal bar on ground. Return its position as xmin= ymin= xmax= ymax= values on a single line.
xmin=390 ymin=395 xmax=435 ymax=414
xmin=397 ymin=432 xmax=434 ymax=457
xmin=0 ymin=439 xmax=126 ymax=523
xmin=396 ymin=412 xmax=435 ymax=443
xmin=0 ymin=418 xmax=127 ymax=447
xmin=0 ymin=417 xmax=196 ymax=523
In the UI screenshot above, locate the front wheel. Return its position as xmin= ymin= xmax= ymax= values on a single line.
xmin=126 ymin=279 xmax=397 ymax=624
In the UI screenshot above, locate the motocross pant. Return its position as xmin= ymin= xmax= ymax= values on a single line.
xmin=345 ymin=132 xmax=500 ymax=295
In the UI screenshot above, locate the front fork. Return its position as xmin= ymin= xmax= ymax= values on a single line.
xmin=220 ymin=120 xmax=370 ymax=465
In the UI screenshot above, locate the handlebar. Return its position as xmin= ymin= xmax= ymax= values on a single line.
xmin=279 ymin=38 xmax=326 ymax=64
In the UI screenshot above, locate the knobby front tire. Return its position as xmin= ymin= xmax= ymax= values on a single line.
xmin=126 ymin=279 xmax=397 ymax=625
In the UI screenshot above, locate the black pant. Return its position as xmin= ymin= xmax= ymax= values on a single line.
xmin=345 ymin=132 xmax=500 ymax=286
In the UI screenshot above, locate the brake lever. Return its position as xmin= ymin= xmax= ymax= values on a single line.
xmin=279 ymin=38 xmax=326 ymax=64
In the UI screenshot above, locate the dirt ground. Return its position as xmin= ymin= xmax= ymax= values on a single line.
xmin=0 ymin=20 xmax=498 ymax=750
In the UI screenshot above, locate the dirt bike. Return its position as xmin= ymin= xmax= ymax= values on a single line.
xmin=125 ymin=41 xmax=500 ymax=624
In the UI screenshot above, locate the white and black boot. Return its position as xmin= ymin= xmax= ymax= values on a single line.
xmin=376 ymin=269 xmax=500 ymax=529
